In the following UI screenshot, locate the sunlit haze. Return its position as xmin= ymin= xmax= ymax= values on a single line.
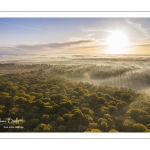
xmin=0 ymin=18 xmax=150 ymax=55
xmin=106 ymin=30 xmax=130 ymax=54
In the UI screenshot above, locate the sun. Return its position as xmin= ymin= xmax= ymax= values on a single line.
xmin=106 ymin=30 xmax=129 ymax=54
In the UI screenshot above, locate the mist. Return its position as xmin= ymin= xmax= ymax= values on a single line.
xmin=1 ymin=54 xmax=150 ymax=93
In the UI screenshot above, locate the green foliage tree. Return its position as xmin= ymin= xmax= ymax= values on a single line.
xmin=40 ymin=114 xmax=50 ymax=124
xmin=33 ymin=123 xmax=51 ymax=132
xmin=133 ymin=123 xmax=148 ymax=132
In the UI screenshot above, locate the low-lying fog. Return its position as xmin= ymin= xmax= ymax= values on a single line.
xmin=1 ymin=54 xmax=150 ymax=93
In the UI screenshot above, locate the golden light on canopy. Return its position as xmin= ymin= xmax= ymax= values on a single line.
xmin=106 ymin=30 xmax=130 ymax=54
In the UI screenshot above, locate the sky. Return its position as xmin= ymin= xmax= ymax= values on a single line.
xmin=1 ymin=18 xmax=150 ymax=55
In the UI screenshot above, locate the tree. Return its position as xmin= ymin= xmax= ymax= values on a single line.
xmin=24 ymin=118 xmax=40 ymax=130
xmin=60 ymin=100 xmax=72 ymax=109
xmin=109 ymin=129 xmax=119 ymax=132
xmin=128 ymin=108 xmax=148 ymax=121
xmin=123 ymin=117 xmax=134 ymax=132
xmin=58 ymin=107 xmax=69 ymax=116
xmin=108 ymin=105 xmax=117 ymax=113
xmin=82 ymin=107 xmax=94 ymax=116
xmin=98 ymin=97 xmax=106 ymax=104
xmin=0 ymin=110 xmax=5 ymax=118
xmin=146 ymin=124 xmax=150 ymax=130
xmin=56 ymin=117 xmax=64 ymax=125
xmin=86 ymin=129 xmax=102 ymax=132
xmin=33 ymin=123 xmax=51 ymax=132
xmin=66 ymin=120 xmax=78 ymax=132
xmin=133 ymin=123 xmax=147 ymax=132
xmin=57 ymin=125 xmax=67 ymax=132
xmin=89 ymin=122 xmax=98 ymax=129
xmin=100 ymin=121 xmax=108 ymax=131
xmin=44 ymin=106 xmax=55 ymax=114
xmin=117 ymin=101 xmax=126 ymax=110
xmin=40 ymin=114 xmax=50 ymax=124
xmin=72 ymin=110 xmax=84 ymax=122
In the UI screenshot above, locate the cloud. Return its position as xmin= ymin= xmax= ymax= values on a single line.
xmin=84 ymin=33 xmax=95 ymax=38
xmin=125 ymin=19 xmax=149 ymax=37
xmin=44 ymin=40 xmax=93 ymax=48
xmin=15 ymin=39 xmax=93 ymax=50
xmin=0 ymin=39 xmax=100 ymax=54
xmin=130 ymin=44 xmax=150 ymax=47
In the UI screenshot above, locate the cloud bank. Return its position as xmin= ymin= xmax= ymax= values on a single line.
xmin=0 ymin=39 xmax=103 ymax=54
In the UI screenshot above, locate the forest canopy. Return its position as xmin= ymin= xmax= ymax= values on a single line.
xmin=0 ymin=63 xmax=150 ymax=132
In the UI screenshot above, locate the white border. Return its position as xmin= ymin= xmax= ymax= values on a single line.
xmin=0 ymin=133 xmax=150 ymax=138
xmin=0 ymin=0 xmax=149 ymax=11
xmin=1 ymin=12 xmax=150 ymax=18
